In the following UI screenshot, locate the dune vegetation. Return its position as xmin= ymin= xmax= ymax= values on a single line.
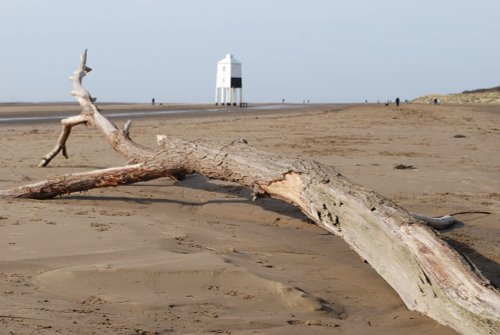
xmin=413 ymin=86 xmax=500 ymax=104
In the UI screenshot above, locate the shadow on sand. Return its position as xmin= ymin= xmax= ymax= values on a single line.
xmin=63 ymin=174 xmax=310 ymax=223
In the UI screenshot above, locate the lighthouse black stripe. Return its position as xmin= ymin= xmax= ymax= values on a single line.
xmin=231 ymin=78 xmax=242 ymax=88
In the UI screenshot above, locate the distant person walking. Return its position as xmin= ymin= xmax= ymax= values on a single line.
xmin=395 ymin=97 xmax=400 ymax=107
xmin=152 ymin=98 xmax=155 ymax=106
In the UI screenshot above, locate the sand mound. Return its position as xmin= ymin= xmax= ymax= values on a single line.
xmin=35 ymin=251 xmax=337 ymax=320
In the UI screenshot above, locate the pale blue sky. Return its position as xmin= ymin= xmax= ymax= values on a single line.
xmin=0 ymin=0 xmax=499 ymax=103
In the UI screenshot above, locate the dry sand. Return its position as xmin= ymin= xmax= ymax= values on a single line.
xmin=0 ymin=103 xmax=498 ymax=334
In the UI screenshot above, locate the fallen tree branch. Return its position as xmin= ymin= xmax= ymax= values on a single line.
xmin=38 ymin=49 xmax=154 ymax=166
xmin=411 ymin=214 xmax=457 ymax=230
xmin=450 ymin=211 xmax=491 ymax=216
xmin=1 ymin=50 xmax=498 ymax=335
xmin=413 ymin=211 xmax=492 ymax=230
xmin=0 ymin=164 xmax=174 ymax=199
xmin=38 ymin=114 xmax=89 ymax=167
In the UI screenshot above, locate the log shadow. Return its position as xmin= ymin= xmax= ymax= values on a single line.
xmin=61 ymin=174 xmax=309 ymax=223
xmin=442 ymin=236 xmax=500 ymax=288
xmin=63 ymin=195 xmax=250 ymax=207
xmin=117 ymin=174 xmax=309 ymax=222
xmin=175 ymin=174 xmax=309 ymax=222
xmin=438 ymin=214 xmax=498 ymax=286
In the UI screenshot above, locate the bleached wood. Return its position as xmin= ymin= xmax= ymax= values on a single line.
xmin=38 ymin=115 xmax=90 ymax=167
xmin=412 ymin=213 xmax=457 ymax=230
xmin=2 ymin=50 xmax=499 ymax=335
xmin=39 ymin=49 xmax=154 ymax=166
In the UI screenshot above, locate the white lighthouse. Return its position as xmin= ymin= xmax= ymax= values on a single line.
xmin=215 ymin=53 xmax=243 ymax=106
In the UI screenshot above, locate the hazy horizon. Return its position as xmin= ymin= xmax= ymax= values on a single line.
xmin=1 ymin=0 xmax=499 ymax=104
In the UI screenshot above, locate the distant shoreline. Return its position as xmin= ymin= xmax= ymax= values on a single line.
xmin=1 ymin=102 xmax=497 ymax=126
xmin=0 ymin=103 xmax=352 ymax=125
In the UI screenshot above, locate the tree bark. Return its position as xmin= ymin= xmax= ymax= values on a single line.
xmin=1 ymin=50 xmax=498 ymax=335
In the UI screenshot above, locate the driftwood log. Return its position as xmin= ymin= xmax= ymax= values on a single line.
xmin=1 ymin=50 xmax=498 ymax=335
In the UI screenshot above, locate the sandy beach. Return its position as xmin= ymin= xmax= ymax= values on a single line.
xmin=0 ymin=103 xmax=498 ymax=334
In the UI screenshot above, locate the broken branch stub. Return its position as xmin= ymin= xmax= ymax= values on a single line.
xmin=1 ymin=50 xmax=498 ymax=335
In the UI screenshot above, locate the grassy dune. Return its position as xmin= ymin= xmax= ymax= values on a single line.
xmin=413 ymin=86 xmax=500 ymax=104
